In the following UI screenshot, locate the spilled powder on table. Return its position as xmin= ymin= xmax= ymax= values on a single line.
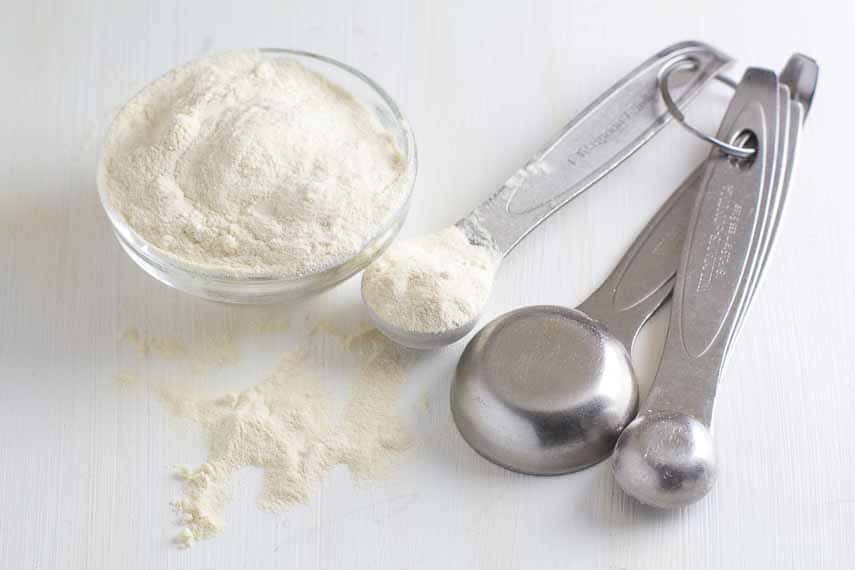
xmin=118 ymin=313 xmax=288 ymax=375
xmin=117 ymin=323 xmax=411 ymax=548
xmin=121 ymin=327 xmax=189 ymax=360
xmin=114 ymin=370 xmax=139 ymax=389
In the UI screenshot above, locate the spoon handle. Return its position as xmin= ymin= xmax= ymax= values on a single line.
xmin=458 ymin=42 xmax=731 ymax=254
xmin=724 ymin=85 xmax=792 ymax=355
xmin=643 ymin=68 xmax=783 ymax=425
xmin=576 ymin=165 xmax=703 ymax=349
xmin=727 ymin=56 xmax=817 ymax=351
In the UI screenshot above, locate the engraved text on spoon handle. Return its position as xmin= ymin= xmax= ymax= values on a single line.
xmin=461 ymin=42 xmax=731 ymax=255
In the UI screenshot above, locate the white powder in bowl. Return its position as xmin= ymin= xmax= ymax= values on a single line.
xmin=361 ymin=226 xmax=500 ymax=335
xmin=99 ymin=50 xmax=410 ymax=278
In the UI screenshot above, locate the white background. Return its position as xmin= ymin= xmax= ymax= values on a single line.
xmin=1 ymin=1 xmax=854 ymax=568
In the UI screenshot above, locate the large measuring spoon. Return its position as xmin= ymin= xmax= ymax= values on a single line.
xmin=451 ymin=166 xmax=702 ymax=474
xmin=450 ymin=55 xmax=816 ymax=475
xmin=612 ymin=63 xmax=816 ymax=508
xmin=362 ymin=42 xmax=731 ymax=349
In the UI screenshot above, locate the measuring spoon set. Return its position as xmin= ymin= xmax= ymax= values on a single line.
xmin=441 ymin=42 xmax=817 ymax=508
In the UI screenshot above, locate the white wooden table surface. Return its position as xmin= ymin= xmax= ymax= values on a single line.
xmin=2 ymin=1 xmax=853 ymax=568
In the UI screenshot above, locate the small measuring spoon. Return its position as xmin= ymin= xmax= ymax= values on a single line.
xmin=450 ymin=55 xmax=816 ymax=476
xmin=612 ymin=62 xmax=816 ymax=508
xmin=362 ymin=42 xmax=731 ymax=349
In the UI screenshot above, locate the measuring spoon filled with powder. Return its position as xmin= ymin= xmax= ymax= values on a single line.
xmin=361 ymin=42 xmax=732 ymax=349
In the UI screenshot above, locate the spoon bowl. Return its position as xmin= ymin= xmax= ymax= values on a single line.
xmin=451 ymin=306 xmax=638 ymax=474
xmin=612 ymin=411 xmax=716 ymax=508
xmin=363 ymin=300 xmax=478 ymax=350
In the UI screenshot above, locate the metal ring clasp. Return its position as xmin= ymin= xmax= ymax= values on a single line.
xmin=658 ymin=58 xmax=756 ymax=159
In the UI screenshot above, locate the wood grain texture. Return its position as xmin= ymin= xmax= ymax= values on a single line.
xmin=1 ymin=0 xmax=853 ymax=568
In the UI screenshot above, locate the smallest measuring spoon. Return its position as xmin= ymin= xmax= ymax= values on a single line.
xmin=613 ymin=62 xmax=815 ymax=508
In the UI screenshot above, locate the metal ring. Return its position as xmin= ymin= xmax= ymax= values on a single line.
xmin=658 ymin=59 xmax=756 ymax=159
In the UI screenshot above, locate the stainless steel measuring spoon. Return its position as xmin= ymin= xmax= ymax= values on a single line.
xmin=611 ymin=66 xmax=812 ymax=508
xmin=363 ymin=42 xmax=731 ymax=349
xmin=451 ymin=56 xmax=816 ymax=476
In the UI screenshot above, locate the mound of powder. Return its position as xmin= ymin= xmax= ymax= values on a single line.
xmin=133 ymin=327 xmax=411 ymax=548
xmin=361 ymin=226 xmax=500 ymax=334
xmin=99 ymin=50 xmax=409 ymax=277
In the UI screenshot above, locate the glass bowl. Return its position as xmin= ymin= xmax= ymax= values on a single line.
xmin=97 ymin=48 xmax=417 ymax=304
